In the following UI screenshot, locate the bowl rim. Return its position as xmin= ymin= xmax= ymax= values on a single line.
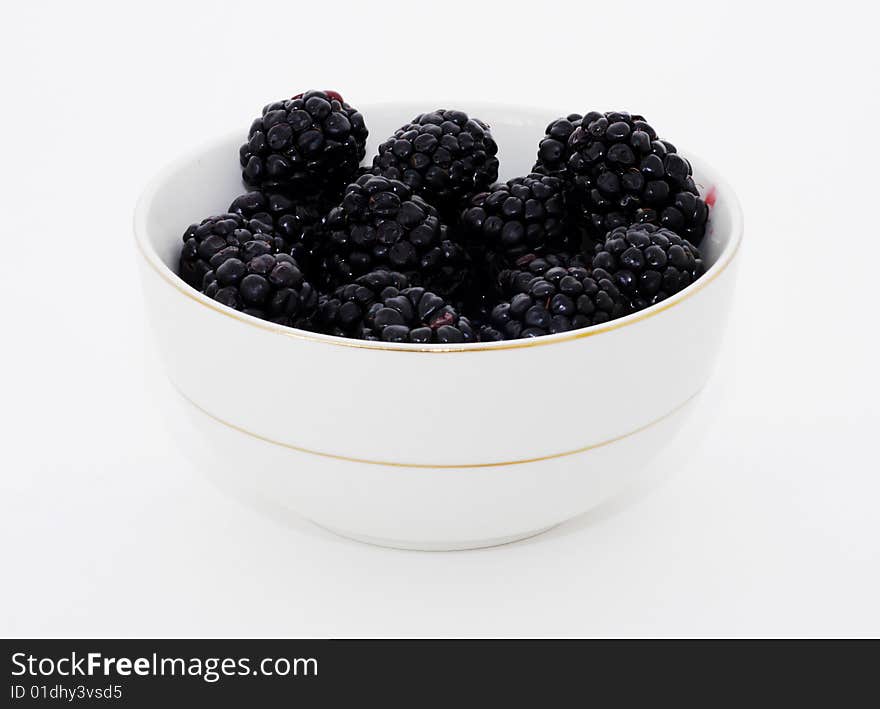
xmin=134 ymin=113 xmax=743 ymax=355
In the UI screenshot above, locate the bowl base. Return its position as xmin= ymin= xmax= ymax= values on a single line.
xmin=313 ymin=522 xmax=559 ymax=551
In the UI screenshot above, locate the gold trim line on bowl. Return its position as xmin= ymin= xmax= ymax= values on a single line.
xmin=134 ymin=233 xmax=741 ymax=354
xmin=177 ymin=386 xmax=701 ymax=469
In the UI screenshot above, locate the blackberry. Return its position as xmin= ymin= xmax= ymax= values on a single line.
xmin=363 ymin=286 xmax=476 ymax=344
xmin=488 ymin=262 xmax=627 ymax=339
xmin=240 ymin=90 xmax=367 ymax=197
xmin=457 ymin=250 xmax=588 ymax=328
xmin=460 ymin=174 xmax=572 ymax=262
xmin=202 ymin=251 xmax=317 ymax=327
xmin=494 ymin=251 xmax=587 ymax=290
xmin=470 ymin=252 xmax=593 ymax=341
xmin=371 ymin=109 xmax=499 ymax=215
xmin=227 ymin=191 xmax=330 ymax=277
xmin=533 ymin=111 xmax=708 ymax=245
xmin=592 ymin=223 xmax=704 ymax=311
xmin=178 ymin=213 xmax=282 ymax=289
xmin=322 ymin=174 xmax=467 ymax=297
xmin=315 ymin=268 xmax=410 ymax=338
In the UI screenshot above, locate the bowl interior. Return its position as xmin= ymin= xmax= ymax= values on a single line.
xmin=139 ymin=102 xmax=736 ymax=286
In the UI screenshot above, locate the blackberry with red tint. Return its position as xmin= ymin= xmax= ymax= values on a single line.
xmin=362 ymin=286 xmax=476 ymax=344
xmin=227 ymin=190 xmax=332 ymax=278
xmin=178 ymin=213 xmax=283 ymax=290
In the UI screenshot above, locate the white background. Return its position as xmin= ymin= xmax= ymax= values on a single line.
xmin=2 ymin=1 xmax=878 ymax=637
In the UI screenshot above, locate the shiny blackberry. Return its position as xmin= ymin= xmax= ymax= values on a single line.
xmin=240 ymin=90 xmax=367 ymax=196
xmin=363 ymin=287 xmax=476 ymax=344
xmin=460 ymin=174 xmax=571 ymax=262
xmin=489 ymin=262 xmax=627 ymax=339
xmin=202 ymin=251 xmax=317 ymax=327
xmin=178 ymin=213 xmax=281 ymax=289
xmin=315 ymin=268 xmax=410 ymax=337
xmin=592 ymin=223 xmax=704 ymax=311
xmin=494 ymin=251 xmax=587 ymax=289
xmin=457 ymin=250 xmax=588 ymax=327
xmin=470 ymin=252 xmax=593 ymax=341
xmin=371 ymin=109 xmax=498 ymax=214
xmin=227 ymin=191 xmax=330 ymax=277
xmin=533 ymin=111 xmax=708 ymax=244
xmin=322 ymin=174 xmax=467 ymax=297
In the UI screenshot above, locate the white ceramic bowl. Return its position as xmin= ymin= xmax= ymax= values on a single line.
xmin=135 ymin=102 xmax=742 ymax=550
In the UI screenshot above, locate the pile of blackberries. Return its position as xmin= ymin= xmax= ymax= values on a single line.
xmin=178 ymin=91 xmax=708 ymax=344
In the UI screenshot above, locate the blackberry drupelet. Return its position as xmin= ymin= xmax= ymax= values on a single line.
xmin=322 ymin=174 xmax=467 ymax=297
xmin=240 ymin=90 xmax=367 ymax=197
xmin=362 ymin=286 xmax=476 ymax=344
xmin=178 ymin=213 xmax=281 ymax=290
xmin=371 ymin=109 xmax=499 ymax=215
xmin=533 ymin=111 xmax=708 ymax=245
xmin=592 ymin=223 xmax=703 ymax=311
xmin=227 ymin=191 xmax=330 ymax=277
xmin=202 ymin=251 xmax=317 ymax=327
xmin=488 ymin=262 xmax=627 ymax=339
xmin=512 ymin=251 xmax=586 ymax=271
xmin=460 ymin=174 xmax=571 ymax=262
xmin=315 ymin=268 xmax=410 ymax=338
